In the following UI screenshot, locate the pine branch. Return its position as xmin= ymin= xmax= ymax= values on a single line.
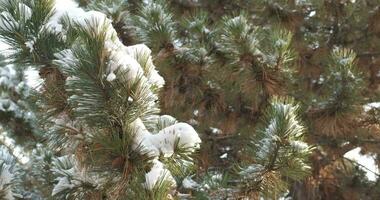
xmin=239 ymin=97 xmax=313 ymax=198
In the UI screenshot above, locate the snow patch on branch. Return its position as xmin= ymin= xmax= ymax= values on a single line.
xmin=344 ymin=147 xmax=379 ymax=181
xmin=25 ymin=37 xmax=36 ymax=53
xmin=51 ymin=177 xmax=74 ymax=196
xmin=125 ymin=44 xmax=165 ymax=87
xmin=47 ymin=0 xmax=84 ymax=34
xmin=145 ymin=159 xmax=176 ymax=190
xmin=133 ymin=119 xmax=201 ymax=158
xmin=132 ymin=118 xmax=201 ymax=189
xmin=363 ymin=102 xmax=380 ymax=112
xmin=49 ymin=1 xmax=165 ymax=90
xmin=182 ymin=177 xmax=199 ymax=189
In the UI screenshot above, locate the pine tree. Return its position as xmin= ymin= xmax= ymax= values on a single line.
xmin=0 ymin=147 xmax=18 ymax=200
xmin=0 ymin=54 xmax=37 ymax=146
xmin=0 ymin=0 xmax=379 ymax=199
xmin=0 ymin=41 xmax=45 ymax=198
xmin=83 ymin=0 xmax=379 ymax=199
xmin=0 ymin=0 xmax=201 ymax=199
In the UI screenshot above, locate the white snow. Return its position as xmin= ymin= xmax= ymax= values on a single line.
xmin=0 ymin=132 xmax=30 ymax=164
xmin=106 ymin=72 xmax=116 ymax=82
xmin=308 ymin=11 xmax=316 ymax=17
xmin=210 ymin=127 xmax=222 ymax=135
xmin=132 ymin=117 xmax=201 ymax=190
xmin=25 ymin=38 xmax=35 ymax=53
xmin=193 ymin=110 xmax=199 ymax=116
xmin=133 ymin=119 xmax=201 ymax=158
xmin=0 ymin=98 xmax=18 ymax=112
xmin=46 ymin=0 xmax=84 ymax=34
xmin=275 ymin=39 xmax=287 ymax=47
xmin=51 ymin=155 xmax=106 ymax=197
xmin=105 ymin=42 xmax=165 ymax=96
xmin=125 ymin=44 xmax=165 ymax=88
xmin=107 ymin=49 xmax=143 ymax=82
xmin=150 ymin=122 xmax=201 ymax=156
xmin=145 ymin=115 xmax=177 ymax=133
xmin=144 ymin=159 xmax=176 ymax=190
xmin=128 ymin=96 xmax=133 ymax=102
xmin=344 ymin=147 xmax=379 ymax=181
xmin=363 ymin=102 xmax=380 ymax=112
xmin=211 ymin=173 xmax=223 ymax=182
xmin=24 ymin=67 xmax=43 ymax=90
xmin=290 ymin=141 xmax=309 ymax=151
xmin=51 ymin=177 xmax=74 ymax=196
xmin=0 ymin=162 xmax=14 ymax=200
xmin=182 ymin=177 xmax=199 ymax=189
xmin=0 ymin=41 xmax=11 ymax=56
xmin=256 ymin=118 xmax=277 ymax=160
xmin=46 ymin=0 xmax=115 ymax=41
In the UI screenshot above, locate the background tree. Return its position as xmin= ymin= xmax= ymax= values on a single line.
xmin=0 ymin=0 xmax=202 ymax=199
xmin=83 ymin=0 xmax=380 ymax=199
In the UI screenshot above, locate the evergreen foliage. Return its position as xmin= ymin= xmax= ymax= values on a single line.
xmin=0 ymin=0 xmax=379 ymax=199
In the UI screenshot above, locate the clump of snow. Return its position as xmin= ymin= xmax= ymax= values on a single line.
xmin=193 ymin=110 xmax=199 ymax=116
xmin=308 ymin=10 xmax=316 ymax=17
xmin=25 ymin=37 xmax=35 ymax=53
xmin=211 ymin=173 xmax=223 ymax=182
xmin=24 ymin=67 xmax=43 ymax=90
xmin=151 ymin=122 xmax=201 ymax=156
xmin=46 ymin=0 xmax=84 ymax=35
xmin=182 ymin=177 xmax=199 ymax=189
xmin=145 ymin=159 xmax=176 ymax=190
xmin=133 ymin=119 xmax=201 ymax=158
xmin=344 ymin=147 xmax=379 ymax=181
xmin=220 ymin=153 xmax=227 ymax=159
xmin=106 ymin=72 xmax=116 ymax=82
xmin=52 ymin=177 xmax=74 ymax=196
xmin=132 ymin=117 xmax=201 ymax=190
xmin=210 ymin=127 xmax=222 ymax=135
xmin=274 ymin=39 xmax=287 ymax=47
xmin=125 ymin=44 xmax=165 ymax=88
xmin=145 ymin=115 xmax=177 ymax=133
xmin=107 ymin=47 xmax=144 ymax=83
xmin=290 ymin=141 xmax=309 ymax=151
xmin=104 ymin=40 xmax=165 ymax=93
xmin=363 ymin=102 xmax=380 ymax=112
